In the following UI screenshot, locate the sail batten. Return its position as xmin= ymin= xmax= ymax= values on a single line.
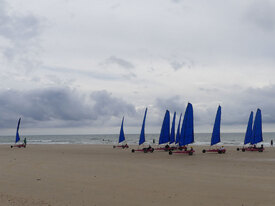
xmin=170 ymin=112 xmax=176 ymax=144
xmin=118 ymin=117 xmax=125 ymax=143
xmin=139 ymin=108 xmax=147 ymax=145
xmin=211 ymin=106 xmax=221 ymax=146
xmin=244 ymin=112 xmax=253 ymax=145
xmin=159 ymin=110 xmax=170 ymax=145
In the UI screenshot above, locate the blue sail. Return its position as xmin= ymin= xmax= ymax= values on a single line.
xmin=211 ymin=106 xmax=221 ymax=146
xmin=244 ymin=112 xmax=253 ymax=145
xmin=159 ymin=110 xmax=170 ymax=144
xmin=139 ymin=108 xmax=148 ymax=145
xmin=170 ymin=112 xmax=176 ymax=144
xmin=175 ymin=113 xmax=182 ymax=144
xmin=179 ymin=103 xmax=194 ymax=146
xmin=251 ymin=109 xmax=263 ymax=145
xmin=118 ymin=117 xmax=125 ymax=143
xmin=15 ymin=118 xmax=21 ymax=143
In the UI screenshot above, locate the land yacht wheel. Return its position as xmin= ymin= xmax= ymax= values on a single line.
xmin=202 ymin=149 xmax=206 ymax=153
xmin=131 ymin=149 xmax=135 ymax=153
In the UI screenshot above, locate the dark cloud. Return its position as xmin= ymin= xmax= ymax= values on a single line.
xmin=0 ymin=88 xmax=137 ymax=128
xmin=155 ymin=96 xmax=185 ymax=114
xmin=104 ymin=56 xmax=135 ymax=70
xmin=245 ymin=0 xmax=275 ymax=32
xmin=0 ymin=0 xmax=42 ymax=73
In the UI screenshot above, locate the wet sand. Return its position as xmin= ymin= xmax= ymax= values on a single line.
xmin=0 ymin=144 xmax=275 ymax=206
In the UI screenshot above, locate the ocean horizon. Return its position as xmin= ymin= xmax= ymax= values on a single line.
xmin=1 ymin=132 xmax=274 ymax=146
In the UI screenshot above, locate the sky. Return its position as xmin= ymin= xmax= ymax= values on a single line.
xmin=1 ymin=0 xmax=275 ymax=135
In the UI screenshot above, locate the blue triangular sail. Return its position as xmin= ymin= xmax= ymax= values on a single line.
xmin=175 ymin=113 xmax=182 ymax=144
xmin=251 ymin=109 xmax=263 ymax=145
xmin=211 ymin=106 xmax=221 ymax=146
xmin=244 ymin=112 xmax=253 ymax=145
xmin=139 ymin=108 xmax=147 ymax=145
xmin=179 ymin=103 xmax=194 ymax=146
xmin=159 ymin=110 xmax=170 ymax=145
xmin=15 ymin=118 xmax=21 ymax=143
xmin=118 ymin=117 xmax=125 ymax=143
xmin=170 ymin=112 xmax=176 ymax=144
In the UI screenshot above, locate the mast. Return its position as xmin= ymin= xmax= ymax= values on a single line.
xmin=159 ymin=110 xmax=170 ymax=145
xmin=211 ymin=105 xmax=221 ymax=146
xmin=244 ymin=111 xmax=253 ymax=145
xmin=251 ymin=109 xmax=263 ymax=145
xmin=179 ymin=103 xmax=194 ymax=146
xmin=170 ymin=112 xmax=176 ymax=144
xmin=175 ymin=113 xmax=182 ymax=144
xmin=118 ymin=117 xmax=125 ymax=143
xmin=15 ymin=118 xmax=21 ymax=143
xmin=139 ymin=108 xmax=148 ymax=145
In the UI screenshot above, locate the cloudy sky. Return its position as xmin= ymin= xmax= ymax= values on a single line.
xmin=1 ymin=0 xmax=275 ymax=135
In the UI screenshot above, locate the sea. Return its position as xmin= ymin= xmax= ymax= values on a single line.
xmin=1 ymin=133 xmax=275 ymax=146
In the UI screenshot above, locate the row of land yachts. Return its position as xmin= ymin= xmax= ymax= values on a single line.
xmin=113 ymin=103 xmax=264 ymax=155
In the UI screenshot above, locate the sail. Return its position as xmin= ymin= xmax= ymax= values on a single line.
xmin=139 ymin=108 xmax=148 ymax=145
xmin=15 ymin=118 xmax=21 ymax=143
xmin=211 ymin=106 xmax=221 ymax=146
xmin=159 ymin=110 xmax=170 ymax=144
xmin=175 ymin=113 xmax=182 ymax=144
xmin=118 ymin=117 xmax=125 ymax=143
xmin=251 ymin=109 xmax=263 ymax=145
xmin=244 ymin=112 xmax=253 ymax=145
xmin=170 ymin=112 xmax=176 ymax=144
xmin=179 ymin=103 xmax=194 ymax=146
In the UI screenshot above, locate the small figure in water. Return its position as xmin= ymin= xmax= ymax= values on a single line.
xmin=271 ymin=140 xmax=273 ymax=147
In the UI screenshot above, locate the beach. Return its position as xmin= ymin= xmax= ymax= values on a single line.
xmin=0 ymin=144 xmax=275 ymax=206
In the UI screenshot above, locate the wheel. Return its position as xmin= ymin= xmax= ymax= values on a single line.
xmin=10 ymin=145 xmax=13 ymax=148
xmin=189 ymin=151 xmax=193 ymax=156
xmin=113 ymin=145 xmax=116 ymax=148
xmin=202 ymin=149 xmax=206 ymax=153
xmin=151 ymin=148 xmax=154 ymax=153
xmin=184 ymin=148 xmax=187 ymax=151
xmin=143 ymin=149 xmax=148 ymax=153
xmin=237 ymin=148 xmax=239 ymax=151
xmin=131 ymin=149 xmax=135 ymax=153
xmin=242 ymin=148 xmax=245 ymax=152
xmin=218 ymin=150 xmax=222 ymax=154
xmin=24 ymin=145 xmax=26 ymax=148
xmin=169 ymin=151 xmax=173 ymax=155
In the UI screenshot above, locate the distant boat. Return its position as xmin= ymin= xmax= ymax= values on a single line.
xmin=169 ymin=103 xmax=195 ymax=155
xmin=11 ymin=118 xmax=26 ymax=148
xmin=239 ymin=109 xmax=264 ymax=152
xmin=113 ymin=117 xmax=129 ymax=149
xmin=202 ymin=106 xmax=226 ymax=154
xmin=132 ymin=108 xmax=154 ymax=153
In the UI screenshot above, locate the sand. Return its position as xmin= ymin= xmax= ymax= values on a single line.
xmin=0 ymin=144 xmax=275 ymax=206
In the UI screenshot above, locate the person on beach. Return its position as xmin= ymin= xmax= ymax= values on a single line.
xmin=271 ymin=140 xmax=273 ymax=147
xmin=23 ymin=138 xmax=27 ymax=146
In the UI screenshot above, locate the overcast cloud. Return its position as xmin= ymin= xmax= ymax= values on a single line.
xmin=1 ymin=0 xmax=275 ymax=134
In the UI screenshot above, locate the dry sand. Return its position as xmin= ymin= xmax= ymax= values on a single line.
xmin=0 ymin=144 xmax=275 ymax=206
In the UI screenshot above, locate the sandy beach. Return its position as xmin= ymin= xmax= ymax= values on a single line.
xmin=0 ymin=144 xmax=275 ymax=206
